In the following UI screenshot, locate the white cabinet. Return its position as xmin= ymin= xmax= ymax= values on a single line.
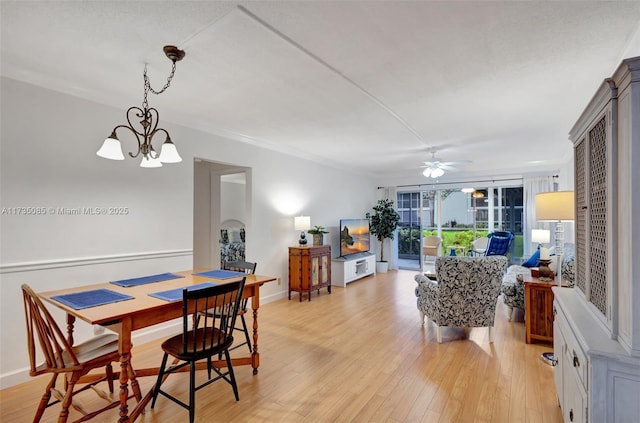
xmin=554 ymin=56 xmax=640 ymax=423
xmin=553 ymin=289 xmax=640 ymax=423
xmin=331 ymin=253 xmax=375 ymax=287
xmin=553 ymin=297 xmax=588 ymax=423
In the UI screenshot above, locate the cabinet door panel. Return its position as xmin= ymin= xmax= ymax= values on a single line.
xmin=311 ymin=256 xmax=319 ymax=286
xmin=321 ymin=255 xmax=328 ymax=284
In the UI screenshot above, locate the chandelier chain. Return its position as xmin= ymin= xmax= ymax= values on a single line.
xmin=142 ymin=61 xmax=178 ymax=109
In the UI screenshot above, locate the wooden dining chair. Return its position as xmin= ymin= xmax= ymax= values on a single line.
xmin=221 ymin=261 xmax=256 ymax=353
xmin=151 ymin=278 xmax=246 ymax=423
xmin=21 ymin=283 xmax=141 ymax=423
xmin=195 ymin=260 xmax=256 ymax=353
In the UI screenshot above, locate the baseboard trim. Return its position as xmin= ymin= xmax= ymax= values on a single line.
xmin=0 ymin=249 xmax=193 ymax=274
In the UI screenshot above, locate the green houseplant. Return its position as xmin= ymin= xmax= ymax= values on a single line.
xmin=366 ymin=199 xmax=401 ymax=272
xmin=307 ymin=225 xmax=328 ymax=246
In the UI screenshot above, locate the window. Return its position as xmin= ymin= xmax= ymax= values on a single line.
xmin=396 ymin=192 xmax=421 ymax=259
xmin=397 ymin=184 xmax=524 ymax=269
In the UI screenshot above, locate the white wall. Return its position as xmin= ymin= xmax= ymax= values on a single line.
xmin=221 ymin=177 xmax=246 ymax=224
xmin=0 ymin=77 xmax=377 ymax=387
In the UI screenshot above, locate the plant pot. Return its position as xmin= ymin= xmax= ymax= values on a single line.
xmin=376 ymin=261 xmax=389 ymax=273
xmin=312 ymin=233 xmax=324 ymax=246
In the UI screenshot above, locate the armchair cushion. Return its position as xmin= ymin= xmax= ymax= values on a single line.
xmin=500 ymin=265 xmax=530 ymax=311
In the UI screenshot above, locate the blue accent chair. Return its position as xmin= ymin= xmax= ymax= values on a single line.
xmin=484 ymin=231 xmax=514 ymax=257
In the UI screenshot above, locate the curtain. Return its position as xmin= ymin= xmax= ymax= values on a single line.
xmin=523 ymin=176 xmax=552 ymax=256
xmin=378 ymin=186 xmax=399 ymax=270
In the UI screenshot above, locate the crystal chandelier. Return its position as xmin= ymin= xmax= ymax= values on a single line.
xmin=97 ymin=45 xmax=185 ymax=168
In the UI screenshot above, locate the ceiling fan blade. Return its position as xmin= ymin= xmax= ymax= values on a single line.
xmin=440 ymin=160 xmax=472 ymax=166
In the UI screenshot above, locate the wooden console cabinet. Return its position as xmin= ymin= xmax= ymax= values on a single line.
xmin=525 ymin=277 xmax=558 ymax=344
xmin=288 ymin=245 xmax=331 ymax=301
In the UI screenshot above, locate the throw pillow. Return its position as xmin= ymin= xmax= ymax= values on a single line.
xmin=522 ymin=249 xmax=540 ymax=268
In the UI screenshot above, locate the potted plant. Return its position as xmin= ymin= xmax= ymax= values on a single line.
xmin=366 ymin=199 xmax=401 ymax=273
xmin=307 ymin=225 xmax=329 ymax=246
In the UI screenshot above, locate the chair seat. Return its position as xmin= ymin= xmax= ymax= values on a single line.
xmin=33 ymin=333 xmax=121 ymax=375
xmin=161 ymin=328 xmax=234 ymax=362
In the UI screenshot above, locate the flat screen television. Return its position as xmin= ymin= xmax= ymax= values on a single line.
xmin=339 ymin=218 xmax=370 ymax=257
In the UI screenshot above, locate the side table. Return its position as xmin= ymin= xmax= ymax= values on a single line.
xmin=524 ymin=277 xmax=565 ymax=344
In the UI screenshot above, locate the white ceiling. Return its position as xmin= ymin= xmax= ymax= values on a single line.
xmin=2 ymin=1 xmax=639 ymax=181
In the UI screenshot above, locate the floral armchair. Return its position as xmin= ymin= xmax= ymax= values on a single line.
xmin=501 ymin=243 xmax=575 ymax=320
xmin=414 ymin=256 xmax=508 ymax=343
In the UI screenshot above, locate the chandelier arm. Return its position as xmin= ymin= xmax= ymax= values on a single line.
xmin=148 ymin=127 xmax=171 ymax=157
xmin=125 ymin=107 xmax=147 ymax=138
xmin=145 ymin=107 xmax=160 ymax=137
xmin=110 ymin=124 xmax=143 ymax=159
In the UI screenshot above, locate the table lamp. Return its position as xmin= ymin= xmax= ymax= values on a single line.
xmin=531 ymin=229 xmax=553 ymax=280
xmin=531 ymin=229 xmax=550 ymax=250
xmin=294 ymin=216 xmax=311 ymax=246
xmin=535 ymin=191 xmax=575 ymax=286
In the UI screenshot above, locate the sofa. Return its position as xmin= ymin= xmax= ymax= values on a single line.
xmin=414 ymin=256 xmax=508 ymax=343
xmin=501 ymin=243 xmax=575 ymax=320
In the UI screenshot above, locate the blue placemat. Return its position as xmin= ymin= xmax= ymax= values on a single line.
xmin=193 ymin=269 xmax=245 ymax=279
xmin=149 ymin=282 xmax=219 ymax=302
xmin=110 ymin=272 xmax=184 ymax=287
xmin=51 ymin=289 xmax=134 ymax=310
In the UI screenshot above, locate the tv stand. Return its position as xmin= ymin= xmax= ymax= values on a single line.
xmin=331 ymin=253 xmax=375 ymax=287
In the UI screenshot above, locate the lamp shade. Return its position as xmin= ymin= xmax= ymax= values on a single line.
xmin=535 ymin=191 xmax=575 ymax=221
xmin=159 ymin=140 xmax=182 ymax=163
xmin=140 ymin=155 xmax=162 ymax=168
xmin=96 ymin=136 xmax=125 ymax=160
xmin=294 ymin=216 xmax=311 ymax=231
xmin=531 ymin=229 xmax=550 ymax=244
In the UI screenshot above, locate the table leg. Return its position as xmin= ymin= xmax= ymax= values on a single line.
xmin=251 ymin=287 xmax=261 ymax=375
xmin=117 ymin=318 xmax=133 ymax=423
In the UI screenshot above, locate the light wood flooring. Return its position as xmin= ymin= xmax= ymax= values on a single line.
xmin=1 ymin=269 xmax=562 ymax=422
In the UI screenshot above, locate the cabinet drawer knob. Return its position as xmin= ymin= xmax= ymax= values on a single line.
xmin=569 ymin=408 xmax=574 ymax=421
xmin=572 ymin=350 xmax=580 ymax=368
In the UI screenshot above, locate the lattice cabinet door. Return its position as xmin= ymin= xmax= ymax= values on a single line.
xmin=571 ymin=85 xmax=616 ymax=332
xmin=574 ymin=137 xmax=588 ymax=295
xmin=587 ymin=115 xmax=611 ymax=320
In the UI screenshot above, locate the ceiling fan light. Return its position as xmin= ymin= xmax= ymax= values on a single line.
xmin=431 ymin=167 xmax=445 ymax=178
xmin=461 ymin=188 xmax=475 ymax=193
xmin=422 ymin=168 xmax=432 ymax=178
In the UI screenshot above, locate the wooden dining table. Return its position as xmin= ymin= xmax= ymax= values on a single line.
xmin=38 ymin=268 xmax=277 ymax=423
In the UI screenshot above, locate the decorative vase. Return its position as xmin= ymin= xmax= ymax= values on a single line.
xmin=312 ymin=233 xmax=323 ymax=245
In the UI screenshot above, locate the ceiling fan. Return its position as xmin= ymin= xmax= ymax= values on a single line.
xmin=420 ymin=150 xmax=471 ymax=178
